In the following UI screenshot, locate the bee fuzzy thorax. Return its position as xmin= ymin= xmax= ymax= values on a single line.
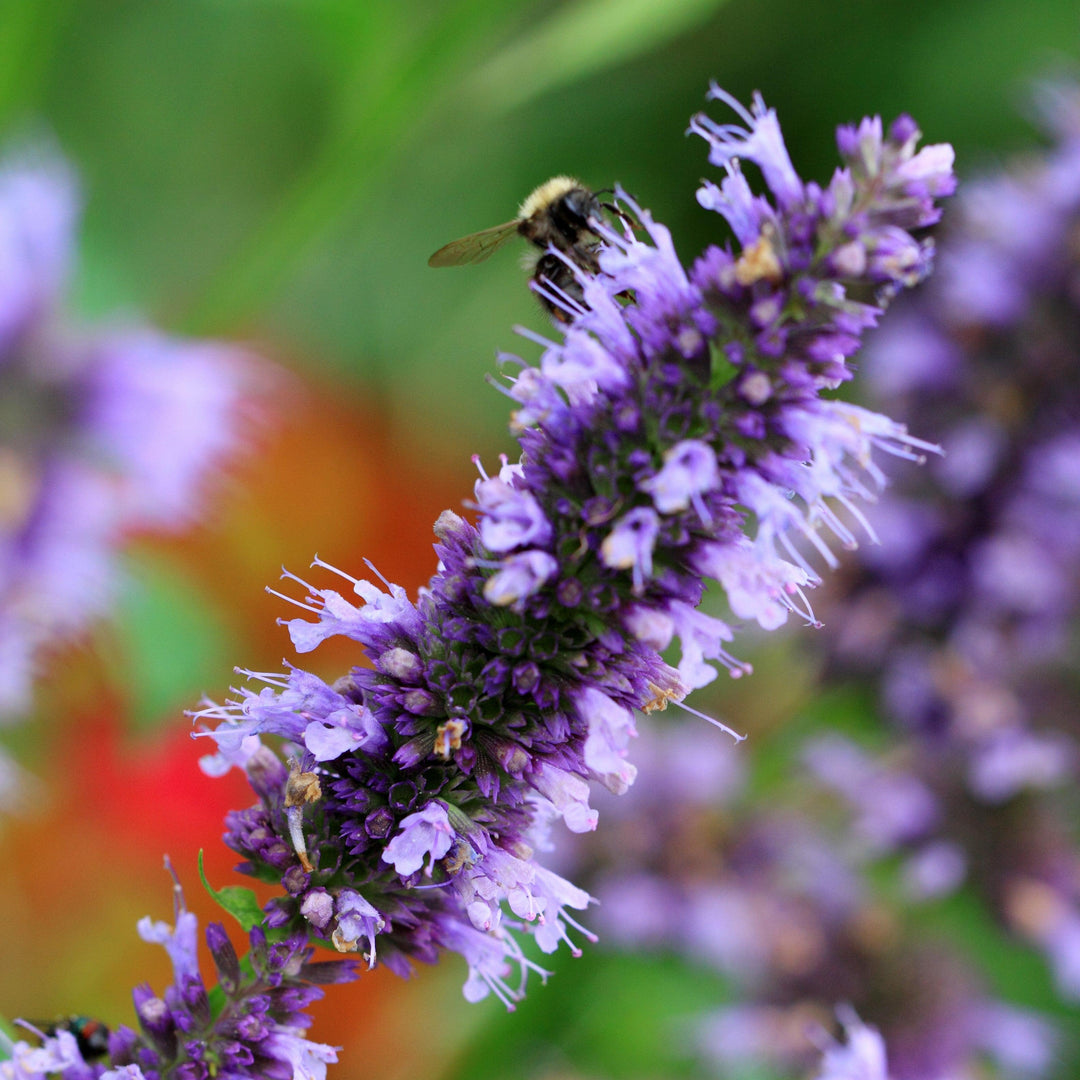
xmin=516 ymin=178 xmax=604 ymax=272
xmin=517 ymin=176 xmax=584 ymax=220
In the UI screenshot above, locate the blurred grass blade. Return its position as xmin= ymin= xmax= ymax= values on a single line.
xmin=466 ymin=0 xmax=729 ymax=116
xmin=183 ymin=0 xmax=527 ymax=334
xmin=113 ymin=552 xmax=230 ymax=732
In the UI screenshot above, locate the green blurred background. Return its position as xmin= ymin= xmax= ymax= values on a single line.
xmin=1 ymin=0 xmax=1079 ymax=1077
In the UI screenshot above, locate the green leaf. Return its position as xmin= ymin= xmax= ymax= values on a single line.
xmin=0 ymin=0 xmax=73 ymax=127
xmin=198 ymin=849 xmax=265 ymax=932
xmin=708 ymin=337 xmax=739 ymax=389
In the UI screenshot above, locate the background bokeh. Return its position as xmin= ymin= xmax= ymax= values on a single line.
xmin=2 ymin=0 xmax=1080 ymax=1077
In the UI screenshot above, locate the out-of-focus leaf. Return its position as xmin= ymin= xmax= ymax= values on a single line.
xmin=113 ymin=552 xmax=231 ymax=732
xmin=466 ymin=0 xmax=729 ymax=115
xmin=442 ymin=948 xmax=728 ymax=1080
xmin=69 ymin=233 xmax=137 ymax=320
xmin=184 ymin=0 xmax=530 ymax=333
xmin=918 ymin=888 xmax=1066 ymax=1015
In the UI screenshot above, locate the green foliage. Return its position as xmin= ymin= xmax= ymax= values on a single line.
xmin=467 ymin=0 xmax=730 ymax=115
xmin=111 ymin=552 xmax=231 ymax=733
xmin=443 ymin=949 xmax=729 ymax=1080
xmin=198 ymin=850 xmax=265 ymax=932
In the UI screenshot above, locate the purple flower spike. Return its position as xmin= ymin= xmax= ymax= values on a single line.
xmin=3 ymin=872 xmax=354 ymax=1080
xmin=191 ymin=85 xmax=952 ymax=1013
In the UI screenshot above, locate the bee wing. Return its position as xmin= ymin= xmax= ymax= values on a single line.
xmin=428 ymin=220 xmax=521 ymax=267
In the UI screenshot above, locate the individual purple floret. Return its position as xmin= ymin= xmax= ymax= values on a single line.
xmin=190 ymin=87 xmax=953 ymax=1009
xmin=0 ymin=149 xmax=257 ymax=720
xmin=1 ymin=867 xmax=356 ymax=1080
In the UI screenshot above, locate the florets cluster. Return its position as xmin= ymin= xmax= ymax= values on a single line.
xmin=192 ymin=88 xmax=953 ymax=1007
xmin=2 ymin=874 xmax=354 ymax=1080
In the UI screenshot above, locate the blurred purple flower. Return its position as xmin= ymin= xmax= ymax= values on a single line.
xmin=825 ymin=79 xmax=1080 ymax=1006
xmin=562 ymin=709 xmax=1062 ymax=1079
xmin=0 ymin=149 xmax=259 ymax=719
xmin=803 ymin=735 xmax=938 ymax=853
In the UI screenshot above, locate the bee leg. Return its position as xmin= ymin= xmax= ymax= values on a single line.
xmin=533 ymin=254 xmax=589 ymax=324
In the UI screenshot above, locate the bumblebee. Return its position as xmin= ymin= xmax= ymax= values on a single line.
xmin=428 ymin=176 xmax=608 ymax=319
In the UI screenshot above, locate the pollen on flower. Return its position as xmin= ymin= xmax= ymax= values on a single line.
xmin=331 ymin=928 xmax=358 ymax=953
xmin=435 ymin=719 xmax=467 ymax=758
xmin=642 ymin=682 xmax=685 ymax=713
xmin=734 ymin=230 xmax=783 ymax=285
